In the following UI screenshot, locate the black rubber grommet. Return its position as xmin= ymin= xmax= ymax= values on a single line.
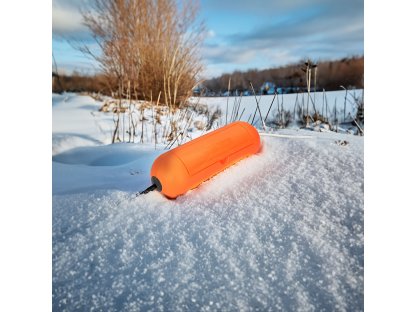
xmin=151 ymin=176 xmax=162 ymax=192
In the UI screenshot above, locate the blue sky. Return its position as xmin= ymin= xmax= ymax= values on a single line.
xmin=52 ymin=0 xmax=363 ymax=78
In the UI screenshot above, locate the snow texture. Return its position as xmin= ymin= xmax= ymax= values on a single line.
xmin=53 ymin=93 xmax=363 ymax=311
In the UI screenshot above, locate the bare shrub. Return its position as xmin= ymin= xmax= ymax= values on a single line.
xmin=80 ymin=0 xmax=204 ymax=106
xmin=269 ymin=110 xmax=292 ymax=129
xmin=206 ymin=107 xmax=222 ymax=130
xmin=352 ymin=92 xmax=364 ymax=125
xmin=187 ymin=102 xmax=209 ymax=116
xmin=312 ymin=112 xmax=326 ymax=123
xmin=192 ymin=120 xmax=203 ymax=130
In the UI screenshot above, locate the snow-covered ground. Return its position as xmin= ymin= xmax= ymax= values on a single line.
xmin=53 ymin=92 xmax=363 ymax=311
xmin=194 ymin=89 xmax=363 ymax=129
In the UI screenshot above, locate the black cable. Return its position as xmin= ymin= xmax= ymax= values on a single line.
xmin=137 ymin=184 xmax=157 ymax=196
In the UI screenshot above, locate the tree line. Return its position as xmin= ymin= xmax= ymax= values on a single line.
xmin=203 ymin=56 xmax=364 ymax=94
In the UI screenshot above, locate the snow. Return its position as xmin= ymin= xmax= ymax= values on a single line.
xmin=53 ymin=92 xmax=363 ymax=311
xmin=53 ymin=93 xmax=114 ymax=155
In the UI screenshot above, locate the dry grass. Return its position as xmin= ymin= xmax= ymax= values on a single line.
xmin=78 ymin=0 xmax=204 ymax=108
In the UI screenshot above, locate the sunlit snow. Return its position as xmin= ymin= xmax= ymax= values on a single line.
xmin=53 ymin=92 xmax=363 ymax=311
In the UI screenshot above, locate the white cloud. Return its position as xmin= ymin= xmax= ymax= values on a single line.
xmin=203 ymin=44 xmax=258 ymax=64
xmin=207 ymin=30 xmax=216 ymax=38
xmin=52 ymin=2 xmax=86 ymax=36
xmin=263 ymin=50 xmax=298 ymax=66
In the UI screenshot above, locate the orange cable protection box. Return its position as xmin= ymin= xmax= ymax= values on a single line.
xmin=149 ymin=121 xmax=261 ymax=198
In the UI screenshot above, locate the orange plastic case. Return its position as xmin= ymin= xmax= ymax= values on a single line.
xmin=150 ymin=121 xmax=261 ymax=198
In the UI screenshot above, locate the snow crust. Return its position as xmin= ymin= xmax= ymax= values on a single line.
xmin=53 ymin=93 xmax=363 ymax=311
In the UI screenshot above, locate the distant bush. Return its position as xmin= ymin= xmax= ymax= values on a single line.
xmin=52 ymin=73 xmax=113 ymax=94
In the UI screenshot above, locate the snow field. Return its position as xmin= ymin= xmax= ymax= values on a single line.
xmin=53 ymin=112 xmax=363 ymax=311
